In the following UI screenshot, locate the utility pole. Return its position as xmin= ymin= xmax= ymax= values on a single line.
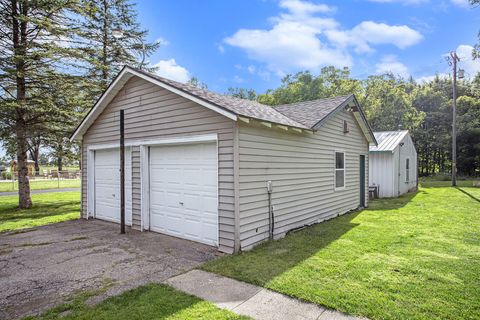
xmin=446 ymin=51 xmax=463 ymax=187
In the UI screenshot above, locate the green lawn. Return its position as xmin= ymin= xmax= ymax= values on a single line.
xmin=27 ymin=283 xmax=248 ymax=320
xmin=201 ymin=185 xmax=480 ymax=320
xmin=0 ymin=179 xmax=81 ymax=192
xmin=0 ymin=191 xmax=80 ymax=233
xmin=419 ymin=178 xmax=478 ymax=188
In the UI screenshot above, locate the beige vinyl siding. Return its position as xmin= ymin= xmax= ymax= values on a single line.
xmin=131 ymin=146 xmax=141 ymax=230
xmin=238 ymin=108 xmax=369 ymax=250
xmin=81 ymin=144 xmax=86 ymax=217
xmin=81 ymin=76 xmax=236 ymax=253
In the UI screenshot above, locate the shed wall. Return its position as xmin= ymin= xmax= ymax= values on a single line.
xmin=237 ymin=108 xmax=369 ymax=250
xmin=81 ymin=76 xmax=236 ymax=253
xmin=397 ymin=134 xmax=418 ymax=195
xmin=369 ymin=152 xmax=395 ymax=197
xmin=369 ymin=133 xmax=417 ymax=198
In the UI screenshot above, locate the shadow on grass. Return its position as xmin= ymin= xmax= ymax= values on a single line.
xmin=419 ymin=180 xmax=476 ymax=188
xmin=367 ymin=190 xmax=419 ymax=211
xmin=202 ymin=210 xmax=362 ymax=287
xmin=456 ymin=187 xmax=480 ymax=203
xmin=28 ymin=283 xmax=245 ymax=320
xmin=0 ymin=201 xmax=79 ymax=222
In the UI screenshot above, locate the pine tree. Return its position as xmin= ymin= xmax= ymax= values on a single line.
xmin=0 ymin=0 xmax=85 ymax=208
xmin=78 ymin=0 xmax=160 ymax=95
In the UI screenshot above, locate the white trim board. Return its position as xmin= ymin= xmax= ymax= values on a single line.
xmin=71 ymin=67 xmax=237 ymax=141
xmin=87 ymin=134 xmax=218 ymax=151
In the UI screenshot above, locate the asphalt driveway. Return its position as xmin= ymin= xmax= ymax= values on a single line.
xmin=0 ymin=219 xmax=219 ymax=319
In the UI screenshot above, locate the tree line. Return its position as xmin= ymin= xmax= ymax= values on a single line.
xmin=227 ymin=67 xmax=480 ymax=178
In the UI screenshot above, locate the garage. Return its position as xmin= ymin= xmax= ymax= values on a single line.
xmin=94 ymin=148 xmax=132 ymax=225
xmin=148 ymin=142 xmax=218 ymax=246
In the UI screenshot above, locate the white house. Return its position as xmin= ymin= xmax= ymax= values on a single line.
xmin=369 ymin=130 xmax=417 ymax=198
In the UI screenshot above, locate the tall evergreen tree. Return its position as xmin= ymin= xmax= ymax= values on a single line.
xmin=0 ymin=0 xmax=86 ymax=208
xmin=79 ymin=0 xmax=160 ymax=95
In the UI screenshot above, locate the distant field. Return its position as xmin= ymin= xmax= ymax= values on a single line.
xmin=0 ymin=179 xmax=81 ymax=192
xmin=39 ymin=166 xmax=80 ymax=173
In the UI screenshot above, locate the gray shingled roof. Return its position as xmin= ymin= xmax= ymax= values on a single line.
xmin=135 ymin=68 xmax=310 ymax=129
xmin=274 ymin=95 xmax=353 ymax=128
xmin=370 ymin=130 xmax=409 ymax=152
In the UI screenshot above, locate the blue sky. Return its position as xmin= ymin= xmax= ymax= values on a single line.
xmin=137 ymin=0 xmax=480 ymax=93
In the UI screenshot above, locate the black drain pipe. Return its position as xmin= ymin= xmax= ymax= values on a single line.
xmin=267 ymin=181 xmax=274 ymax=240
xmin=120 ymin=110 xmax=125 ymax=234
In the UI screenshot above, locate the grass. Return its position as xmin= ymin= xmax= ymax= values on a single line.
xmin=0 ymin=191 xmax=80 ymax=233
xmin=0 ymin=179 xmax=81 ymax=192
xmin=39 ymin=165 xmax=79 ymax=172
xmin=419 ymin=178 xmax=478 ymax=188
xmin=201 ymin=184 xmax=480 ymax=320
xmin=26 ymin=283 xmax=248 ymax=320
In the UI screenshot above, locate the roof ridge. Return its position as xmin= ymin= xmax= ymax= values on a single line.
xmin=274 ymin=94 xmax=353 ymax=108
xmin=128 ymin=66 xmax=309 ymax=129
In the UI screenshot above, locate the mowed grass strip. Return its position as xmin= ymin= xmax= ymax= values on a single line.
xmin=201 ymin=185 xmax=480 ymax=320
xmin=0 ymin=191 xmax=80 ymax=233
xmin=26 ymin=283 xmax=249 ymax=320
xmin=0 ymin=179 xmax=81 ymax=192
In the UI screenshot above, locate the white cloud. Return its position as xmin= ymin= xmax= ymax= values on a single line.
xmin=416 ymin=73 xmax=448 ymax=83
xmin=279 ymin=0 xmax=333 ymax=15
xmin=155 ymin=37 xmax=169 ymax=46
xmin=450 ymin=0 xmax=470 ymax=7
xmin=224 ymin=0 xmax=422 ymax=74
xmin=369 ymin=0 xmax=471 ymax=7
xmin=367 ymin=0 xmax=428 ymax=4
xmin=247 ymin=65 xmax=256 ymax=74
xmin=152 ymin=59 xmax=190 ymax=83
xmin=375 ymin=55 xmax=410 ymax=78
xmin=233 ymin=75 xmax=245 ymax=83
xmin=416 ymin=44 xmax=479 ymax=83
xmin=217 ymin=44 xmax=225 ymax=54
xmin=456 ymin=44 xmax=480 ymax=77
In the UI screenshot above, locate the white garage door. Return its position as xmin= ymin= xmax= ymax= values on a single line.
xmin=149 ymin=142 xmax=218 ymax=246
xmin=94 ymin=148 xmax=132 ymax=225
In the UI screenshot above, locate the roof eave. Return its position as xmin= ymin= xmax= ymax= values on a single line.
xmin=70 ymin=66 xmax=238 ymax=142
xmin=311 ymin=95 xmax=377 ymax=146
xmin=238 ymin=116 xmax=313 ymax=132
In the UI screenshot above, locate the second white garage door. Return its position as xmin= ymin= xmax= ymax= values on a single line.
xmin=149 ymin=142 xmax=218 ymax=246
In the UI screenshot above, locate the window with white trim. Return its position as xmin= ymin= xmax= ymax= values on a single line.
xmin=335 ymin=152 xmax=345 ymax=189
xmin=405 ymin=158 xmax=410 ymax=182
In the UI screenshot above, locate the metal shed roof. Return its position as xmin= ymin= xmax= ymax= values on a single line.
xmin=370 ymin=130 xmax=409 ymax=152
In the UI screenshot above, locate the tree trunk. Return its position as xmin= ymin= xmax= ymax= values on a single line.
xmin=101 ymin=0 xmax=109 ymax=88
xmin=425 ymin=146 xmax=430 ymax=176
xmin=12 ymin=0 xmax=32 ymax=208
xmin=28 ymin=142 xmax=40 ymax=176
xmin=57 ymin=155 xmax=63 ymax=172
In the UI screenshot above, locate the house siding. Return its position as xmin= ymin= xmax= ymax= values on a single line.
xmin=237 ymin=109 xmax=369 ymax=250
xmin=81 ymin=76 xmax=236 ymax=253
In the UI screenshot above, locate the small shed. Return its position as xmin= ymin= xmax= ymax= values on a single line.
xmin=369 ymin=130 xmax=417 ymax=198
